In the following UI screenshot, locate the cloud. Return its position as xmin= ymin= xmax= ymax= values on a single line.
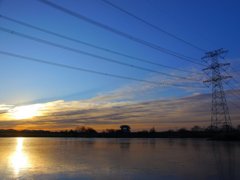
xmin=0 ymin=71 xmax=239 ymax=131
xmin=0 ymin=89 xmax=239 ymax=131
xmin=0 ymin=104 xmax=13 ymax=113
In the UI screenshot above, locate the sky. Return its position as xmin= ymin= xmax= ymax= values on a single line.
xmin=0 ymin=0 xmax=239 ymax=131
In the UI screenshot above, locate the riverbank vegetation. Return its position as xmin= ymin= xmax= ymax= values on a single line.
xmin=0 ymin=125 xmax=240 ymax=140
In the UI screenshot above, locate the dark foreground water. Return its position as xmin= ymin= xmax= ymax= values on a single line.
xmin=0 ymin=138 xmax=240 ymax=180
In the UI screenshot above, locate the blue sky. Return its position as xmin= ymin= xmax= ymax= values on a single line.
xmin=0 ymin=0 xmax=239 ymax=130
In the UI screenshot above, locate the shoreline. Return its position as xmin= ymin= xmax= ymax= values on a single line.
xmin=1 ymin=129 xmax=240 ymax=141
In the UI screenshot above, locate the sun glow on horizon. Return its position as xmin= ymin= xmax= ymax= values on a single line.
xmin=9 ymin=104 xmax=43 ymax=120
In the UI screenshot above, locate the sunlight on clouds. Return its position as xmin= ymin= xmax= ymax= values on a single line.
xmin=0 ymin=77 xmax=239 ymax=131
xmin=9 ymin=104 xmax=44 ymax=120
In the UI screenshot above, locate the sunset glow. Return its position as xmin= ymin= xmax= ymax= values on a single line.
xmin=9 ymin=104 xmax=43 ymax=120
xmin=0 ymin=0 xmax=238 ymax=132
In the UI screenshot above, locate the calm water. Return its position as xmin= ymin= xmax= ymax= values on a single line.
xmin=0 ymin=138 xmax=240 ymax=180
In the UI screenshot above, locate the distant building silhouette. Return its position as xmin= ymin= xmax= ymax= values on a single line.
xmin=120 ymin=125 xmax=131 ymax=133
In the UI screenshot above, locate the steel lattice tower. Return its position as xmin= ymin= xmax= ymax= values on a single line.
xmin=202 ymin=49 xmax=232 ymax=130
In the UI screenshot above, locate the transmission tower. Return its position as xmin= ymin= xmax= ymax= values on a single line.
xmin=202 ymin=48 xmax=232 ymax=130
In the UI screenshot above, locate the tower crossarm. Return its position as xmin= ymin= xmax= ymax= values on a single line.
xmin=202 ymin=63 xmax=230 ymax=71
xmin=202 ymin=48 xmax=228 ymax=59
xmin=203 ymin=75 xmax=232 ymax=83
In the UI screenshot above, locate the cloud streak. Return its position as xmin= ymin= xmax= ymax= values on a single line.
xmin=0 ymin=73 xmax=239 ymax=131
xmin=0 ymin=89 xmax=239 ymax=131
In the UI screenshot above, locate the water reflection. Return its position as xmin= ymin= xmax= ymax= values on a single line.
xmin=10 ymin=137 xmax=30 ymax=175
xmin=0 ymin=138 xmax=239 ymax=179
xmin=211 ymin=142 xmax=236 ymax=180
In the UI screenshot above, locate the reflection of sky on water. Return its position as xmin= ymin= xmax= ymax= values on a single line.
xmin=10 ymin=137 xmax=30 ymax=175
xmin=0 ymin=138 xmax=239 ymax=179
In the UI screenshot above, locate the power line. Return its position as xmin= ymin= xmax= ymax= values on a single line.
xmin=0 ymin=14 xmax=202 ymax=75
xmin=229 ymin=78 xmax=240 ymax=87
xmin=0 ymin=50 xmax=205 ymax=88
xmin=221 ymin=77 xmax=240 ymax=111
xmin=231 ymin=77 xmax=240 ymax=87
xmin=228 ymin=100 xmax=240 ymax=110
xmin=0 ymin=26 xmax=200 ymax=81
xmin=228 ymin=91 xmax=240 ymax=101
xmin=230 ymin=66 xmax=240 ymax=74
xmin=226 ymin=82 xmax=240 ymax=92
xmin=39 ymin=0 xmax=205 ymax=66
xmin=220 ymin=57 xmax=240 ymax=86
xmin=100 ymin=0 xmax=206 ymax=52
xmin=225 ymin=83 xmax=240 ymax=99
xmin=222 ymin=67 xmax=240 ymax=87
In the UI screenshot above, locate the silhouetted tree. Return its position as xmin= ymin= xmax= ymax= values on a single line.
xmin=75 ymin=126 xmax=97 ymax=136
xmin=75 ymin=126 xmax=87 ymax=133
xmin=86 ymin=127 xmax=97 ymax=134
xmin=191 ymin=126 xmax=202 ymax=132
xmin=178 ymin=128 xmax=188 ymax=133
xmin=149 ymin=127 xmax=156 ymax=133
xmin=105 ymin=129 xmax=116 ymax=133
xmin=237 ymin=125 xmax=240 ymax=131
xmin=120 ymin=125 xmax=131 ymax=133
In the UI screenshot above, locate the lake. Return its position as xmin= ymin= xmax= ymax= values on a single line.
xmin=0 ymin=138 xmax=240 ymax=179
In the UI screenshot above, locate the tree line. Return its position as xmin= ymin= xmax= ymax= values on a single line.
xmin=0 ymin=125 xmax=240 ymax=140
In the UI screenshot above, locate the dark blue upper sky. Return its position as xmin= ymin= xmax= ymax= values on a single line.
xmin=0 ymin=0 xmax=239 ymax=105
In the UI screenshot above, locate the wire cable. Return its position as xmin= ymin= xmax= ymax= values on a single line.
xmin=100 ymin=0 xmax=207 ymax=52
xmin=228 ymin=100 xmax=240 ymax=110
xmin=225 ymin=83 xmax=240 ymax=99
xmin=222 ymin=68 xmax=240 ymax=87
xmin=0 ymin=14 xmax=202 ymax=75
xmin=0 ymin=50 xmax=205 ymax=88
xmin=39 ymin=0 xmax=205 ymax=66
xmin=0 ymin=26 xmax=201 ymax=81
